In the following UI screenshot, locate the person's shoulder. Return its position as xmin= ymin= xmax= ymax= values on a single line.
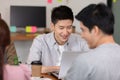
xmin=4 ymin=64 xmax=30 ymax=72
xmin=70 ymin=33 xmax=80 ymax=37
xmin=35 ymin=32 xmax=52 ymax=39
xmin=4 ymin=64 xmax=21 ymax=70
xmin=70 ymin=33 xmax=83 ymax=39
xmin=32 ymin=33 xmax=49 ymax=42
xmin=70 ymin=33 xmax=86 ymax=42
xmin=4 ymin=64 xmax=31 ymax=80
xmin=77 ymin=50 xmax=94 ymax=59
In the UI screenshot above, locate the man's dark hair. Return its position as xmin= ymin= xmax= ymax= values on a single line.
xmin=75 ymin=3 xmax=114 ymax=35
xmin=51 ymin=5 xmax=74 ymax=24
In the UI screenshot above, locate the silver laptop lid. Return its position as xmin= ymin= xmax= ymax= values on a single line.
xmin=59 ymin=51 xmax=82 ymax=79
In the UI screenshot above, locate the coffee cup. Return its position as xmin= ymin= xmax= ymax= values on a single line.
xmin=31 ymin=61 xmax=42 ymax=77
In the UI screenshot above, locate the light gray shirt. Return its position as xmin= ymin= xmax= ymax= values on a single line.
xmin=27 ymin=32 xmax=89 ymax=66
xmin=65 ymin=43 xmax=120 ymax=80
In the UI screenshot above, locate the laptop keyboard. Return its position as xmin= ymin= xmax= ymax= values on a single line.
xmin=51 ymin=72 xmax=59 ymax=78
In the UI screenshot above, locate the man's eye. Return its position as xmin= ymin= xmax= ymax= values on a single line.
xmin=67 ymin=26 xmax=72 ymax=29
xmin=59 ymin=27 xmax=64 ymax=29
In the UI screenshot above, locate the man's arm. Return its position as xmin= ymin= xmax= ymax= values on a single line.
xmin=27 ymin=36 xmax=42 ymax=64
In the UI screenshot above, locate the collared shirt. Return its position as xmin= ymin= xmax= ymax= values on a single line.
xmin=27 ymin=32 xmax=89 ymax=66
xmin=56 ymin=45 xmax=65 ymax=66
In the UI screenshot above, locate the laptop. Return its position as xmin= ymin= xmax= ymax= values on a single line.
xmin=52 ymin=51 xmax=83 ymax=79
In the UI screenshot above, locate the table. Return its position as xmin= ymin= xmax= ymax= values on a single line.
xmin=31 ymin=73 xmax=59 ymax=80
xmin=40 ymin=73 xmax=58 ymax=80
xmin=32 ymin=66 xmax=60 ymax=80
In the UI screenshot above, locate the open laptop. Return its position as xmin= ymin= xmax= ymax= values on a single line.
xmin=52 ymin=51 xmax=83 ymax=79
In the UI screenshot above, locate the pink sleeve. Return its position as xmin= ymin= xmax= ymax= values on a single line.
xmin=4 ymin=64 xmax=31 ymax=80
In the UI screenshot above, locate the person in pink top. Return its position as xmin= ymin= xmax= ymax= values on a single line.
xmin=0 ymin=19 xmax=31 ymax=80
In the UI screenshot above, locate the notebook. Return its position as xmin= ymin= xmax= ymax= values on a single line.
xmin=52 ymin=51 xmax=82 ymax=79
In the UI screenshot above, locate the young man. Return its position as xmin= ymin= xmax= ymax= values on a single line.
xmin=27 ymin=5 xmax=89 ymax=72
xmin=65 ymin=3 xmax=120 ymax=80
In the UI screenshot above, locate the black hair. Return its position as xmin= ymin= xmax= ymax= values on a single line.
xmin=51 ymin=5 xmax=74 ymax=24
xmin=75 ymin=3 xmax=114 ymax=35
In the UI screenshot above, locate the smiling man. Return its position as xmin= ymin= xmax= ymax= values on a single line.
xmin=27 ymin=5 xmax=89 ymax=72
xmin=65 ymin=3 xmax=120 ymax=80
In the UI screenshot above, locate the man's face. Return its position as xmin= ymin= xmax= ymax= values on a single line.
xmin=52 ymin=19 xmax=73 ymax=45
xmin=80 ymin=22 xmax=96 ymax=49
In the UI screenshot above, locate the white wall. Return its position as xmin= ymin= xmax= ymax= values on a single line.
xmin=0 ymin=0 xmax=106 ymax=31
xmin=0 ymin=0 xmax=107 ymax=63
